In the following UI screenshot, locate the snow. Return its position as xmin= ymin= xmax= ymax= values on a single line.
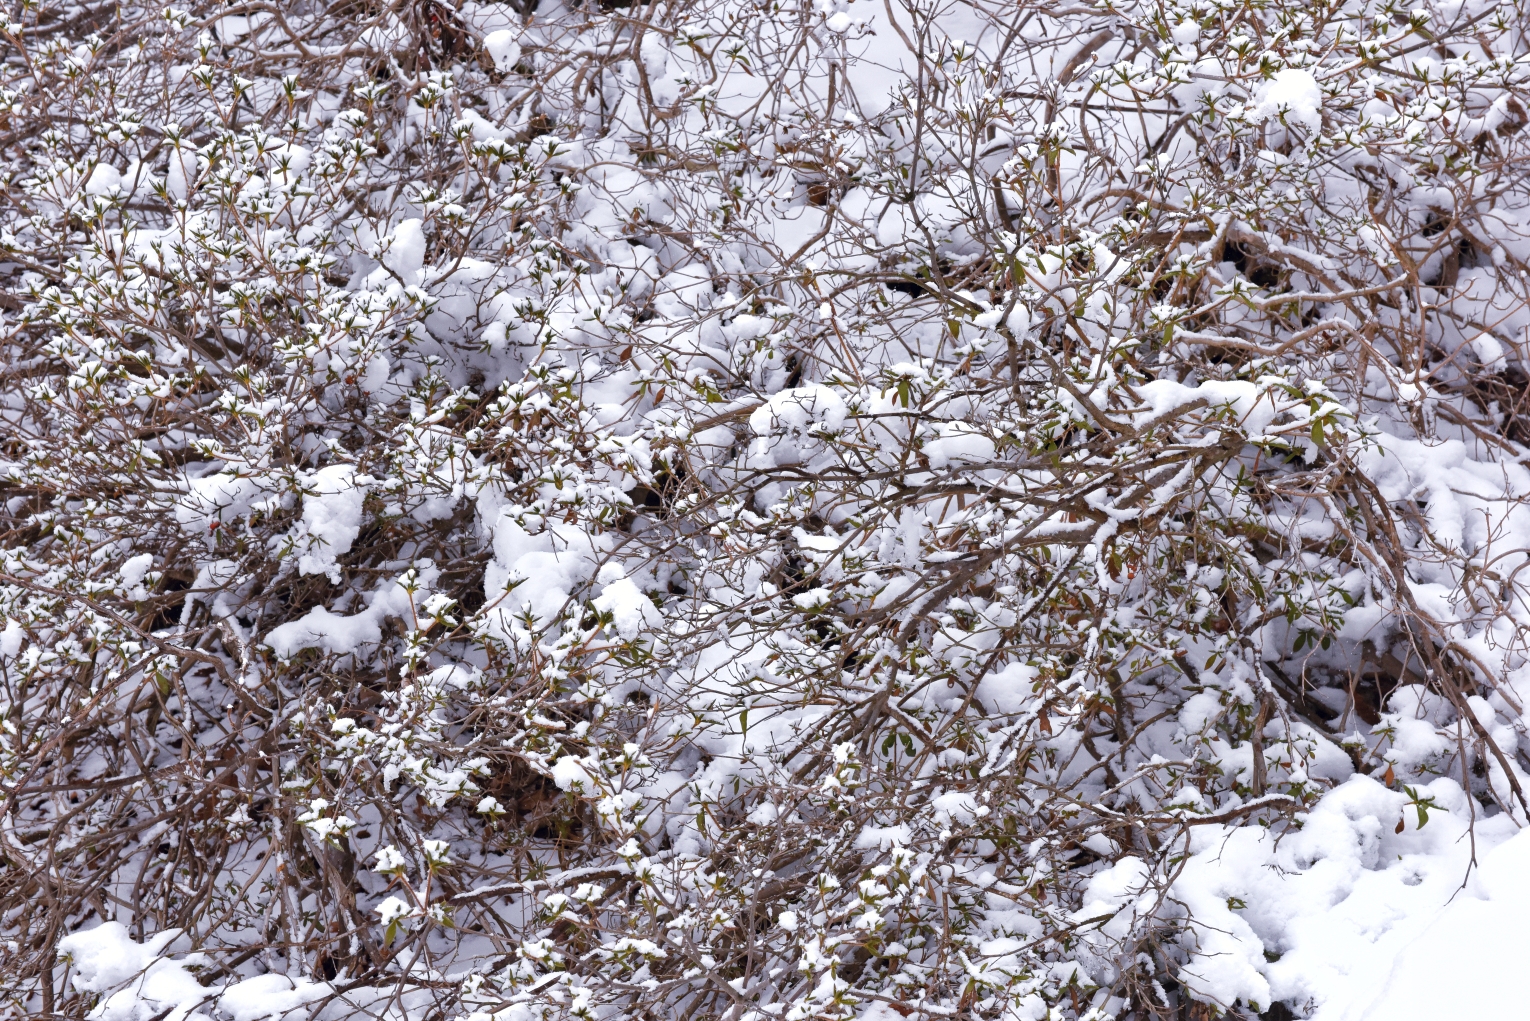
xmin=1339 ymin=827 xmax=1530 ymax=1021
xmin=57 ymin=923 xmax=177 ymax=993
xmin=482 ymin=517 xmax=615 ymax=645
xmin=360 ymin=353 xmax=390 ymax=392
xmin=592 ymin=570 xmax=662 ymax=639
xmin=56 ymin=924 xmax=208 ymax=1021
xmin=55 ymin=929 xmax=332 ymax=1021
xmin=974 ymin=661 xmax=1038 ymax=714
xmin=483 ymin=30 xmax=522 ymax=72
xmin=1132 ymin=377 xmax=1280 ymax=435
xmin=1080 ymin=773 xmax=1530 ymax=1018
xmin=374 ymin=896 xmax=415 ymax=927
xmin=748 ymin=385 xmax=848 ymax=466
xmin=175 ymin=472 xmax=266 ymax=539
xmin=855 ymin=823 xmax=913 ymax=849
xmin=552 ymin=755 xmax=595 ymax=792
xmin=218 ymin=975 xmax=332 ymax=1021
xmin=381 ymin=218 xmax=427 ymax=286
xmin=1248 ymin=68 xmax=1324 ymax=132
xmin=0 ymin=618 xmax=23 ymax=658
xmin=262 ymin=571 xmax=421 ymax=658
xmin=290 ymin=464 xmax=367 ymax=582
xmin=118 ymin=553 xmax=153 ymax=593
xmin=18 ymin=1 xmax=1530 ymax=1019
xmin=263 ymin=604 xmax=382 ymax=658
xmin=85 ymin=163 xmax=126 ymax=196
xmin=922 ymin=422 xmax=996 ymax=468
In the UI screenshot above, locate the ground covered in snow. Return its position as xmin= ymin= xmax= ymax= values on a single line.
xmin=4 ymin=0 xmax=1530 ymax=1020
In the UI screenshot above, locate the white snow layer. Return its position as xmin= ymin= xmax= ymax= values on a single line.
xmin=56 ymin=923 xmax=208 ymax=1021
xmin=290 ymin=464 xmax=367 ymax=581
xmin=1343 ymin=824 xmax=1530 ymax=1020
xmin=482 ymin=29 xmax=522 ymax=72
xmin=262 ymin=569 xmax=424 ymax=659
xmin=59 ymin=814 xmax=1530 ymax=1021
xmin=57 ymin=922 xmax=333 ymax=1021
xmin=217 ymin=974 xmax=332 ymax=1021
xmin=1077 ymin=774 xmax=1530 ymax=1020
xmin=1247 ymin=68 xmax=1324 ymax=131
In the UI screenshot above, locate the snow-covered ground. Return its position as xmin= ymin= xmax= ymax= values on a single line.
xmin=8 ymin=0 xmax=1530 ymax=1019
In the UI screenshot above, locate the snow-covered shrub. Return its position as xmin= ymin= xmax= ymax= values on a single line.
xmin=5 ymin=0 xmax=1530 ymax=1019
